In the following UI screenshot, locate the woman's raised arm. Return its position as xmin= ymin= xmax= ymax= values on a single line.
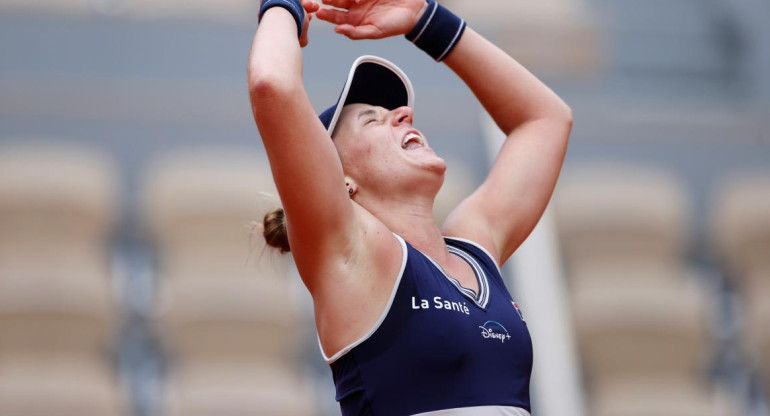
xmin=441 ymin=28 xmax=573 ymax=266
xmin=315 ymin=0 xmax=572 ymax=266
xmin=248 ymin=1 xmax=362 ymax=285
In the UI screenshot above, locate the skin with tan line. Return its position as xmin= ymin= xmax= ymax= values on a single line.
xmin=248 ymin=0 xmax=572 ymax=358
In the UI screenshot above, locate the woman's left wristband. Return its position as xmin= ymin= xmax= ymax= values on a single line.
xmin=259 ymin=0 xmax=305 ymax=39
xmin=405 ymin=0 xmax=467 ymax=62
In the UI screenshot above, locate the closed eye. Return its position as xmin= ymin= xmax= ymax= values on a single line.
xmin=357 ymin=108 xmax=380 ymax=126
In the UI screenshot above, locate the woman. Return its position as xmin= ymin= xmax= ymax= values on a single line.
xmin=248 ymin=0 xmax=572 ymax=414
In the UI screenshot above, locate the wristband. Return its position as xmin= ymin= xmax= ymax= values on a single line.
xmin=406 ymin=0 xmax=467 ymax=62
xmin=259 ymin=0 xmax=305 ymax=39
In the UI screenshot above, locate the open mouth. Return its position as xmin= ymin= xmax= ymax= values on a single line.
xmin=401 ymin=132 xmax=424 ymax=150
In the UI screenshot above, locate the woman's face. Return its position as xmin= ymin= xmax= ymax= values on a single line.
xmin=331 ymin=104 xmax=446 ymax=196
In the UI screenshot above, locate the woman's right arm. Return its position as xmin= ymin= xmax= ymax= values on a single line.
xmin=248 ymin=4 xmax=363 ymax=286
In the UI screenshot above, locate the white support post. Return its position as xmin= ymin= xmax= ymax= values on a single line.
xmin=480 ymin=113 xmax=586 ymax=416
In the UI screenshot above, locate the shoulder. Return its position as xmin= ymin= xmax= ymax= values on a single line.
xmin=441 ymin=200 xmax=503 ymax=268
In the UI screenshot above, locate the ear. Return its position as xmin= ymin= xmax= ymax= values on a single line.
xmin=345 ymin=176 xmax=358 ymax=197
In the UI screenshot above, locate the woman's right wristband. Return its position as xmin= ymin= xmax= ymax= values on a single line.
xmin=405 ymin=0 xmax=467 ymax=62
xmin=259 ymin=0 xmax=305 ymax=39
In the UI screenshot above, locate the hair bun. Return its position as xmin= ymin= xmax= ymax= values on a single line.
xmin=263 ymin=207 xmax=290 ymax=253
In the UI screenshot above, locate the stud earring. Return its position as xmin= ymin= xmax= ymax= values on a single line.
xmin=348 ymin=188 xmax=354 ymax=195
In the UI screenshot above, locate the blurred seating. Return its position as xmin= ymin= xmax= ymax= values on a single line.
xmin=712 ymin=171 xmax=770 ymax=396
xmin=569 ymin=264 xmax=708 ymax=382
xmin=0 ymin=355 xmax=125 ymax=416
xmin=444 ymin=0 xmax=598 ymax=75
xmin=125 ymin=0 xmax=255 ymax=21
xmin=0 ymin=270 xmax=116 ymax=357
xmin=555 ymin=164 xmax=690 ymax=266
xmin=554 ymin=163 xmax=725 ymax=415
xmin=0 ymin=146 xmax=116 ymax=275
xmin=0 ymin=0 xmax=255 ymax=21
xmin=143 ymin=150 xmax=315 ymax=416
xmin=591 ymin=375 xmax=737 ymax=416
xmin=143 ymin=152 xmax=289 ymax=282
xmin=163 ymin=361 xmax=313 ymax=416
xmin=0 ymin=0 xmax=89 ymax=16
xmin=0 ymin=145 xmax=124 ymax=416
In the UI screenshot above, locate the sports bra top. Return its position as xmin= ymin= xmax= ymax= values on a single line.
xmin=320 ymin=235 xmax=533 ymax=416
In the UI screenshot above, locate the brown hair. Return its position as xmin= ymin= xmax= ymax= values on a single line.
xmin=263 ymin=207 xmax=290 ymax=253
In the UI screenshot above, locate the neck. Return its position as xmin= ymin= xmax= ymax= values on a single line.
xmin=359 ymin=193 xmax=450 ymax=262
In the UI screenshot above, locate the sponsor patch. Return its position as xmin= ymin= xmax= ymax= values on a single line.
xmin=511 ymin=301 xmax=525 ymax=322
xmin=478 ymin=321 xmax=511 ymax=343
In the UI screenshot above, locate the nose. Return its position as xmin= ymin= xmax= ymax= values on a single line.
xmin=390 ymin=106 xmax=413 ymax=127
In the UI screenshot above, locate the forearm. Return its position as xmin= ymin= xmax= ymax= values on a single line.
xmin=442 ymin=28 xmax=572 ymax=135
xmin=248 ymin=7 xmax=303 ymax=99
xmin=247 ymin=5 xmax=358 ymax=267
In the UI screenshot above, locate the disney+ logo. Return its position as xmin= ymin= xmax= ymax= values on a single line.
xmin=478 ymin=321 xmax=511 ymax=343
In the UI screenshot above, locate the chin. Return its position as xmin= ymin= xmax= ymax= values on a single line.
xmin=424 ymin=154 xmax=447 ymax=176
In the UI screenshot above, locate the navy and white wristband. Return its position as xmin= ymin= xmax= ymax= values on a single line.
xmin=406 ymin=0 xmax=467 ymax=62
xmin=259 ymin=0 xmax=305 ymax=39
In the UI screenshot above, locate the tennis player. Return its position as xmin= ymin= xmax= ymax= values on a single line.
xmin=249 ymin=0 xmax=572 ymax=414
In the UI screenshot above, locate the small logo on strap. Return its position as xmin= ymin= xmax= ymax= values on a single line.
xmin=512 ymin=301 xmax=525 ymax=322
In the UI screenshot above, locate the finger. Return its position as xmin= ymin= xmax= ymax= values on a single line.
xmin=335 ymin=24 xmax=384 ymax=40
xmin=320 ymin=0 xmax=355 ymax=9
xmin=316 ymin=7 xmax=352 ymax=25
xmin=302 ymin=0 xmax=320 ymax=13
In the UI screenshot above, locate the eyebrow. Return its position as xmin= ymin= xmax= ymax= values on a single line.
xmin=357 ymin=109 xmax=378 ymax=120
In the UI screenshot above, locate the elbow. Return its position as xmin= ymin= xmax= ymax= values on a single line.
xmin=249 ymin=75 xmax=283 ymax=103
xmin=248 ymin=69 xmax=298 ymax=107
xmin=508 ymin=99 xmax=573 ymax=136
xmin=540 ymin=101 xmax=573 ymax=146
xmin=562 ymin=104 xmax=574 ymax=133
xmin=555 ymin=98 xmax=573 ymax=128
xmin=550 ymin=100 xmax=573 ymax=138
xmin=529 ymin=101 xmax=573 ymax=136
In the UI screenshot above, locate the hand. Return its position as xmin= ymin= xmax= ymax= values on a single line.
xmin=316 ymin=0 xmax=428 ymax=40
xmin=300 ymin=0 xmax=321 ymax=47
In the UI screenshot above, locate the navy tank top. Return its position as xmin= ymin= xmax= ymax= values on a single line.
xmin=319 ymin=235 xmax=533 ymax=416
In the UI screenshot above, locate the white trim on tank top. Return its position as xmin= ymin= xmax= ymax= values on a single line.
xmin=318 ymin=233 xmax=409 ymax=364
xmin=412 ymin=405 xmax=531 ymax=416
xmin=422 ymin=244 xmax=490 ymax=309
xmin=443 ymin=236 xmax=503 ymax=276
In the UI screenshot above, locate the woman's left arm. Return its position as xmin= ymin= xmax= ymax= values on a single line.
xmin=442 ymin=28 xmax=573 ymax=266
xmin=315 ymin=0 xmax=572 ymax=265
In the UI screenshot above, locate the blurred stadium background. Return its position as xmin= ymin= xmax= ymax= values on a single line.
xmin=0 ymin=0 xmax=768 ymax=415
